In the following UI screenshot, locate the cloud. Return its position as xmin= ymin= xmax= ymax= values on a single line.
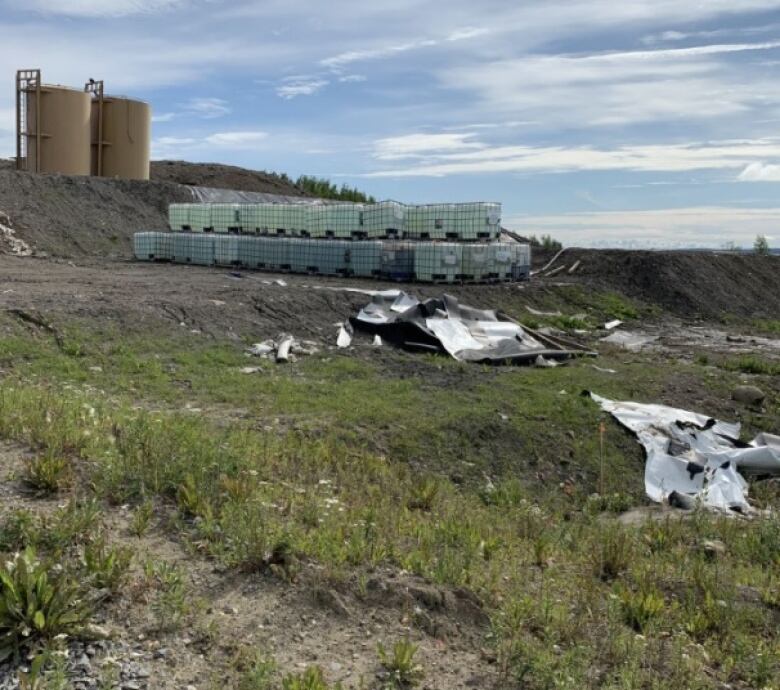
xmin=373 ymin=133 xmax=485 ymax=160
xmin=439 ymin=41 xmax=780 ymax=127
xmin=446 ymin=27 xmax=490 ymax=41
xmin=185 ymin=97 xmax=230 ymax=119
xmin=154 ymin=136 xmax=197 ymax=146
xmin=16 ymin=0 xmax=184 ymax=17
xmin=204 ymin=131 xmax=268 ymax=147
xmin=506 ymin=207 xmax=780 ymax=248
xmin=152 ymin=112 xmax=176 ymax=123
xmin=319 ymin=27 xmax=486 ymax=72
xmin=642 ymin=23 xmax=780 ymax=45
xmin=320 ymin=40 xmax=437 ymax=71
xmin=738 ymin=162 xmax=780 ymax=181
xmin=338 ymin=74 xmax=367 ymax=83
xmin=276 ymin=77 xmax=329 ymax=99
xmin=365 ymin=136 xmax=780 ymax=176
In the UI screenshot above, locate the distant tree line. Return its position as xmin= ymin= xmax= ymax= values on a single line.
xmin=294 ymin=175 xmax=376 ymax=203
xmin=527 ymin=234 xmax=563 ymax=251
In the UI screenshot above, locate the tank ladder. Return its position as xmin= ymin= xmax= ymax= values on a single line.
xmin=16 ymin=69 xmax=41 ymax=172
xmin=85 ymin=79 xmax=104 ymax=176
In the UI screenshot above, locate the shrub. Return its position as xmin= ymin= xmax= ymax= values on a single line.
xmin=129 ymin=500 xmax=154 ymax=538
xmin=0 ymin=548 xmax=92 ymax=662
xmin=282 ymin=666 xmax=341 ymax=690
xmin=618 ymin=585 xmax=665 ymax=632
xmin=0 ymin=510 xmax=38 ymax=552
xmin=238 ymin=653 xmax=276 ymax=690
xmin=590 ymin=524 xmax=636 ymax=581
xmin=82 ymin=536 xmax=133 ymax=592
xmin=23 ymin=453 xmax=71 ymax=495
xmin=377 ymin=638 xmax=424 ymax=687
xmin=754 ymin=234 xmax=770 ymax=256
xmin=407 ymin=478 xmax=439 ymax=512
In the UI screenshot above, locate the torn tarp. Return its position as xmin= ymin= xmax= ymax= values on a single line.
xmin=352 ymin=291 xmax=592 ymax=363
xmin=590 ymin=393 xmax=780 ymax=513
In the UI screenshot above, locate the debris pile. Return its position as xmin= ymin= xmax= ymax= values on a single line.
xmin=246 ymin=334 xmax=319 ymax=363
xmin=352 ymin=291 xmax=593 ymax=364
xmin=0 ymin=211 xmax=32 ymax=256
xmin=590 ymin=392 xmax=780 ymax=512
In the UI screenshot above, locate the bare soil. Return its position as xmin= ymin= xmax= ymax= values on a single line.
xmin=150 ymin=161 xmax=309 ymax=197
xmin=560 ymin=248 xmax=780 ymax=320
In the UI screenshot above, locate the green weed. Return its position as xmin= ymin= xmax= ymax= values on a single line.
xmin=82 ymin=535 xmax=133 ymax=592
xmin=377 ymin=638 xmax=423 ymax=688
xmin=618 ymin=585 xmax=665 ymax=632
xmin=0 ymin=548 xmax=92 ymax=662
xmin=23 ymin=453 xmax=71 ymax=495
xmin=282 ymin=666 xmax=342 ymax=690
xmin=129 ymin=499 xmax=154 ymax=538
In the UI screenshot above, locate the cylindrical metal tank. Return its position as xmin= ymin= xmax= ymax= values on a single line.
xmin=91 ymin=96 xmax=151 ymax=180
xmin=23 ymin=85 xmax=92 ymax=175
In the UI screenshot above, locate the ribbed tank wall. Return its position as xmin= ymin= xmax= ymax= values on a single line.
xmin=24 ymin=85 xmax=91 ymax=175
xmin=92 ymin=96 xmax=151 ymax=180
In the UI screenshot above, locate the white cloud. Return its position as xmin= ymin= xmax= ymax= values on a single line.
xmin=320 ymin=40 xmax=438 ymax=71
xmin=373 ymin=133 xmax=485 ymax=160
xmin=366 ymin=137 xmax=780 ymax=176
xmin=154 ymin=136 xmax=197 ymax=146
xmin=204 ymin=131 xmax=268 ymax=147
xmin=16 ymin=0 xmax=184 ymax=17
xmin=152 ymin=112 xmax=176 ymax=123
xmin=506 ymin=207 xmax=780 ymax=248
xmin=338 ymin=74 xmax=367 ymax=83
xmin=439 ymin=42 xmax=780 ymax=127
xmin=446 ymin=27 xmax=490 ymax=41
xmin=738 ymin=161 xmax=780 ymax=181
xmin=151 ymin=130 xmax=269 ymax=157
xmin=319 ymin=26 xmax=487 ymax=72
xmin=276 ymin=77 xmax=329 ymax=99
xmin=185 ymin=97 xmax=230 ymax=119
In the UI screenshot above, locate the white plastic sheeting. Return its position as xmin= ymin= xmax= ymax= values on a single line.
xmin=591 ymin=393 xmax=780 ymax=512
xmin=353 ymin=291 xmax=590 ymax=363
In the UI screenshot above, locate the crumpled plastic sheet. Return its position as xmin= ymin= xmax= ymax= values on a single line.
xmin=590 ymin=393 xmax=780 ymax=513
xmin=353 ymin=291 xmax=587 ymax=363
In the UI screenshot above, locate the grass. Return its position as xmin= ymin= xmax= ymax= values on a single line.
xmin=721 ymin=354 xmax=780 ymax=376
xmin=0 ymin=314 xmax=778 ymax=686
xmin=751 ymin=318 xmax=780 ymax=336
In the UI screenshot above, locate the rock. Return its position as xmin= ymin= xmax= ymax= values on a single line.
xmin=83 ymin=623 xmax=113 ymax=640
xmin=315 ymin=588 xmax=352 ymax=618
xmin=74 ymin=653 xmax=92 ymax=672
xmin=732 ymin=385 xmax=765 ymax=406
xmin=223 ymin=605 xmax=239 ymax=615
xmin=329 ymin=662 xmax=343 ymax=672
xmin=701 ymin=539 xmax=727 ymax=559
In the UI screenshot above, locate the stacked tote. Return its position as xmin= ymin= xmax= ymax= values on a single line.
xmin=168 ymin=200 xmax=500 ymax=241
xmin=135 ymin=233 xmax=531 ymax=284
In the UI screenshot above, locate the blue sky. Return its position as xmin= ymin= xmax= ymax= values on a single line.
xmin=2 ymin=1 xmax=780 ymax=247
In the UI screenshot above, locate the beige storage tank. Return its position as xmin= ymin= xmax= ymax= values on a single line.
xmin=23 ymin=84 xmax=92 ymax=175
xmin=91 ymin=96 xmax=151 ymax=180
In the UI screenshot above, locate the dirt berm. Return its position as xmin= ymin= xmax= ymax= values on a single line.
xmin=561 ymin=248 xmax=780 ymax=320
xmin=0 ymin=161 xmax=307 ymax=259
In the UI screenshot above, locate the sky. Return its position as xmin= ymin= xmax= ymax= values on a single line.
xmin=2 ymin=1 xmax=780 ymax=247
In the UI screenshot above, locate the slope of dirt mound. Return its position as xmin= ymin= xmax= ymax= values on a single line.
xmin=151 ymin=160 xmax=310 ymax=196
xmin=563 ymin=249 xmax=780 ymax=319
xmin=0 ymin=169 xmax=191 ymax=258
